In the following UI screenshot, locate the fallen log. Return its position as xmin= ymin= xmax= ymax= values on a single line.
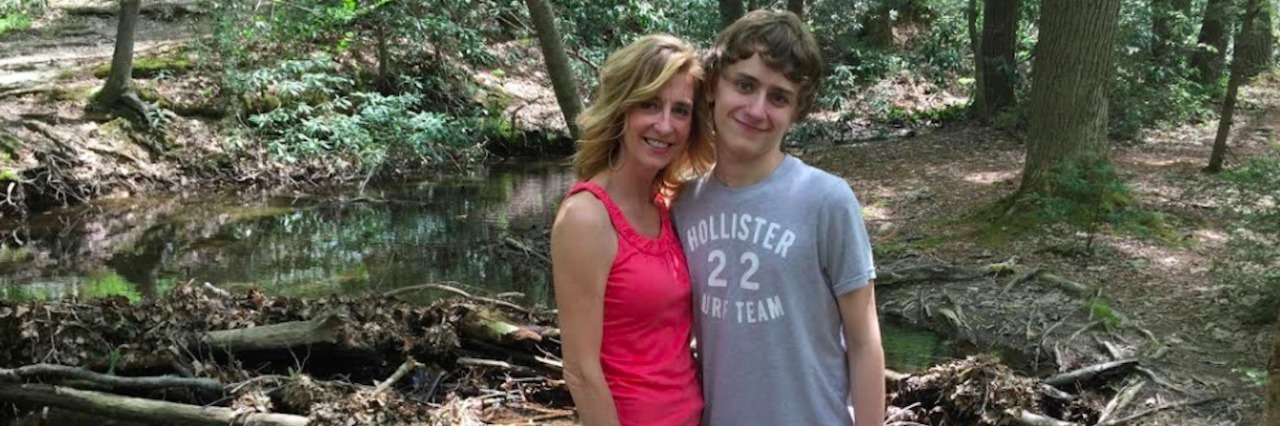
xmin=0 ymin=364 xmax=221 ymax=394
xmin=460 ymin=310 xmax=542 ymax=346
xmin=0 ymin=383 xmax=309 ymax=426
xmin=201 ymin=311 xmax=366 ymax=353
xmin=1006 ymin=408 xmax=1079 ymax=426
xmin=1043 ymin=359 xmax=1138 ymax=388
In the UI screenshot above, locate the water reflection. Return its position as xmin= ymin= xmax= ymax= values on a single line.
xmin=0 ymin=162 xmax=575 ymax=306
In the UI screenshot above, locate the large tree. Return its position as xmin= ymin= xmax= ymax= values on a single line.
xmin=1018 ymin=0 xmax=1122 ymax=194
xmin=1270 ymin=310 xmax=1280 ymax=424
xmin=787 ymin=0 xmax=803 ymax=19
xmin=1269 ymin=308 xmax=1280 ymax=422
xmin=1191 ymin=0 xmax=1233 ymax=85
xmin=718 ymin=0 xmax=745 ymax=29
xmin=95 ymin=0 xmax=141 ymax=107
xmin=1237 ymin=0 xmax=1274 ymax=78
xmin=524 ymin=0 xmax=583 ymax=140
xmin=1206 ymin=0 xmax=1263 ymax=173
xmin=974 ymin=0 xmax=1018 ymax=121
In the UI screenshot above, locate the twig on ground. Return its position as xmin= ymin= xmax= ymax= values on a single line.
xmin=1097 ymin=395 xmax=1220 ymax=425
xmin=375 ymin=358 xmax=421 ymax=393
xmin=1043 ymin=359 xmax=1138 ymax=388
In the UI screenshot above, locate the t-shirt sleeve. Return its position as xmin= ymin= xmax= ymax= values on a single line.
xmin=817 ymin=179 xmax=877 ymax=296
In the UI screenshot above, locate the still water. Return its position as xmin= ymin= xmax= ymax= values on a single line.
xmin=0 ymin=161 xmax=576 ymax=307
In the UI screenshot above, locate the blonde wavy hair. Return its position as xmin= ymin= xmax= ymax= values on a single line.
xmin=573 ymin=34 xmax=714 ymax=195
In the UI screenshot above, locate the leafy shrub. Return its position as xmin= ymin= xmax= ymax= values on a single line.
xmin=1023 ymin=153 xmax=1136 ymax=251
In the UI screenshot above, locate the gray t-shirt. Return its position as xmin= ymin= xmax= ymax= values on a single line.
xmin=672 ymin=155 xmax=876 ymax=426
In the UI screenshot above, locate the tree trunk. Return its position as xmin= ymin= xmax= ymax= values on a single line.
xmin=977 ymin=0 xmax=1018 ymax=121
xmin=719 ymin=0 xmax=745 ymax=29
xmin=787 ymin=0 xmax=803 ymax=19
xmin=1268 ymin=308 xmax=1280 ymax=425
xmin=524 ymin=0 xmax=583 ymax=140
xmin=968 ymin=0 xmax=984 ymax=116
xmin=1238 ymin=0 xmax=1274 ymax=78
xmin=1206 ymin=0 xmax=1262 ymax=173
xmin=1192 ymin=0 xmax=1233 ymax=85
xmin=1152 ymin=0 xmax=1193 ymax=63
xmin=95 ymin=0 xmax=140 ymax=106
xmin=1018 ymin=0 xmax=1122 ymax=193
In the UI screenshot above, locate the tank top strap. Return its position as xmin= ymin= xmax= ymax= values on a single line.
xmin=567 ymin=181 xmax=669 ymax=255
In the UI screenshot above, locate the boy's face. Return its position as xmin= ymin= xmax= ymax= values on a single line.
xmin=708 ymin=53 xmax=799 ymax=163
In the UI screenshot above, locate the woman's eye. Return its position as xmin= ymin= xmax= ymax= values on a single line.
xmin=674 ymin=106 xmax=692 ymax=117
xmin=639 ymin=100 xmax=660 ymax=110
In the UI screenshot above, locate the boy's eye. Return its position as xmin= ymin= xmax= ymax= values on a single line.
xmin=735 ymin=80 xmax=754 ymax=92
xmin=770 ymin=93 xmax=792 ymax=106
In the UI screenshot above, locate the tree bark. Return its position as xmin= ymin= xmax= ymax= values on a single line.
xmin=96 ymin=0 xmax=140 ymax=106
xmin=1191 ymin=0 xmax=1233 ymax=85
xmin=1018 ymin=0 xmax=1122 ymax=194
xmin=1206 ymin=0 xmax=1262 ymax=173
xmin=968 ymin=0 xmax=984 ymax=116
xmin=1268 ymin=307 xmax=1280 ymax=425
xmin=1237 ymin=0 xmax=1274 ymax=78
xmin=787 ymin=0 xmax=803 ymax=19
xmin=524 ymin=0 xmax=583 ymax=140
xmin=977 ymin=0 xmax=1018 ymax=121
xmin=718 ymin=0 xmax=745 ymax=30
xmin=0 ymin=383 xmax=309 ymax=426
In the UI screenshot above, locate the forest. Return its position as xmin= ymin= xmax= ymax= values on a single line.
xmin=0 ymin=0 xmax=1278 ymax=424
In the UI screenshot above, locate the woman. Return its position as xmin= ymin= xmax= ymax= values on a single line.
xmin=550 ymin=34 xmax=714 ymax=426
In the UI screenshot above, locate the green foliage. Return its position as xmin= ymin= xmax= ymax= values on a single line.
xmin=1107 ymin=0 xmax=1216 ymax=139
xmin=227 ymin=56 xmax=477 ymax=170
xmin=0 ymin=0 xmax=40 ymax=37
xmin=1233 ymin=367 xmax=1268 ymax=387
xmin=1217 ymin=151 xmax=1280 ymax=323
xmin=81 ymin=272 xmax=142 ymax=303
xmin=1023 ymin=154 xmax=1135 ymax=251
xmin=1084 ymin=298 xmax=1123 ymax=328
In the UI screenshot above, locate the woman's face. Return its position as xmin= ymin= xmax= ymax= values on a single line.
xmin=619 ymin=72 xmax=696 ymax=173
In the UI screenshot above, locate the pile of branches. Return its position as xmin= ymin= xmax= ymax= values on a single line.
xmin=0 ymin=279 xmax=1206 ymax=425
xmin=0 ymin=283 xmax=571 ymax=425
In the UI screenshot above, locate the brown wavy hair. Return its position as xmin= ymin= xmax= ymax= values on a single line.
xmin=704 ymin=10 xmax=824 ymax=121
xmin=572 ymin=34 xmax=714 ymax=195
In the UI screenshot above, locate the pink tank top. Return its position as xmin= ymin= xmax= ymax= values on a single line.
xmin=568 ymin=182 xmax=702 ymax=426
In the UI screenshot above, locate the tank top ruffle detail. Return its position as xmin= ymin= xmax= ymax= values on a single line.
xmin=568 ymin=182 xmax=678 ymax=257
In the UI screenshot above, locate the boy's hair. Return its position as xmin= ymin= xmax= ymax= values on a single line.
xmin=704 ymin=10 xmax=824 ymax=121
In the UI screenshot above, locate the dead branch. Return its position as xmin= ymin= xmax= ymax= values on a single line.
xmin=1006 ymin=408 xmax=1078 ymax=426
xmin=0 ymin=363 xmax=222 ymax=393
xmin=375 ymin=358 xmax=420 ymax=394
xmin=201 ymin=311 xmax=365 ymax=353
xmin=1097 ymin=395 xmax=1220 ymax=425
xmin=503 ymin=236 xmax=550 ymax=265
xmin=455 ymin=357 xmax=541 ymax=377
xmin=1096 ymin=379 xmax=1144 ymax=424
xmin=0 ymin=383 xmax=309 ymax=426
xmin=1043 ymin=359 xmax=1138 ymax=388
xmin=384 ymin=282 xmax=530 ymax=313
xmin=0 ymin=85 xmax=55 ymax=101
xmin=460 ymin=310 xmax=542 ymax=346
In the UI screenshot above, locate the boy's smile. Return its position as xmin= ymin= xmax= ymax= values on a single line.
xmin=709 ymin=52 xmax=800 ymax=168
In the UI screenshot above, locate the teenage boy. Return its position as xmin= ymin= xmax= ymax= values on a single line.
xmin=672 ymin=10 xmax=885 ymax=426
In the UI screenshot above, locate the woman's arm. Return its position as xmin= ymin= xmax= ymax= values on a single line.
xmin=551 ymin=193 xmax=621 ymax=426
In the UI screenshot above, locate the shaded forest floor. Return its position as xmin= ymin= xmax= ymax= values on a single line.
xmin=802 ymin=83 xmax=1280 ymax=425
